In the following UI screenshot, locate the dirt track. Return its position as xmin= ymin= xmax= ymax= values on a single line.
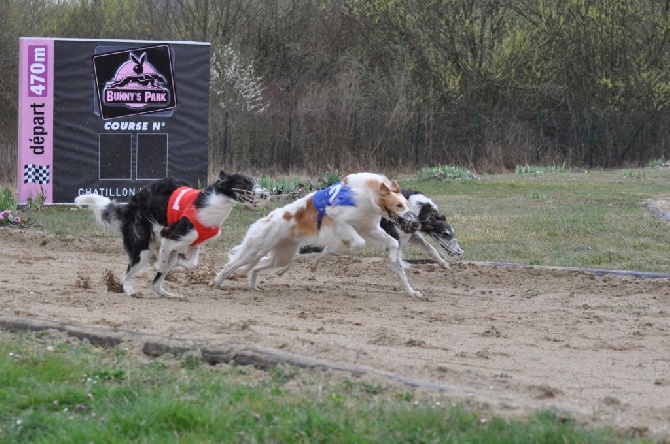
xmin=1 ymin=225 xmax=669 ymax=439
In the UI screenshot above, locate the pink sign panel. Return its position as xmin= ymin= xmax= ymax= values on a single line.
xmin=18 ymin=38 xmax=54 ymax=204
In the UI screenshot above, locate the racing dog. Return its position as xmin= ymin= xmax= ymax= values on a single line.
xmin=295 ymin=188 xmax=461 ymax=269
xmin=75 ymin=170 xmax=267 ymax=298
xmin=213 ymin=172 xmax=425 ymax=297
xmin=379 ymin=189 xmax=462 ymax=266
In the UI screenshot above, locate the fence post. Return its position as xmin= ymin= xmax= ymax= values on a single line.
xmin=588 ymin=111 xmax=595 ymax=169
xmin=535 ymin=112 xmax=542 ymax=163
xmin=285 ymin=110 xmax=292 ymax=172
xmin=350 ymin=111 xmax=358 ymax=152
xmin=639 ymin=117 xmax=646 ymax=167
xmin=414 ymin=110 xmax=422 ymax=166
xmin=222 ymin=111 xmax=229 ymax=161
xmin=473 ymin=111 xmax=480 ymax=167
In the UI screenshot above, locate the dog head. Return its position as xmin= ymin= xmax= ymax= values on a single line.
xmin=376 ymin=179 xmax=420 ymax=233
xmin=215 ymin=170 xmax=269 ymax=208
xmin=414 ymin=200 xmax=463 ymax=257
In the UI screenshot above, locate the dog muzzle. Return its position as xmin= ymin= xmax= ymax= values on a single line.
xmin=429 ymin=233 xmax=463 ymax=256
xmin=388 ymin=210 xmax=420 ymax=233
xmin=234 ymin=185 xmax=270 ymax=208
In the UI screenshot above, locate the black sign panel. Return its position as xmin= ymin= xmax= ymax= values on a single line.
xmin=23 ymin=38 xmax=211 ymax=204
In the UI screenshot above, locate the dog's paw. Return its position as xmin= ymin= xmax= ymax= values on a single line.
xmin=407 ymin=289 xmax=423 ymax=298
xmin=212 ymin=270 xmax=232 ymax=287
xmin=153 ymin=283 xmax=183 ymax=299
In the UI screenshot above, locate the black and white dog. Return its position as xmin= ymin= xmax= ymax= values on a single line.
xmin=297 ymin=188 xmax=462 ymax=268
xmin=75 ymin=170 xmax=267 ymax=298
xmin=380 ymin=189 xmax=462 ymax=267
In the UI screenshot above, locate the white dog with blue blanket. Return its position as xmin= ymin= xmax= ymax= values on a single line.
xmin=213 ymin=172 xmax=423 ymax=297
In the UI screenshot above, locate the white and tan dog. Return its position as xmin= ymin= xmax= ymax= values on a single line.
xmin=213 ymin=172 xmax=423 ymax=296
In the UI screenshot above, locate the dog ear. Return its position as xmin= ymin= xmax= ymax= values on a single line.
xmin=389 ymin=180 xmax=401 ymax=193
xmin=379 ymin=181 xmax=391 ymax=196
xmin=218 ymin=170 xmax=228 ymax=180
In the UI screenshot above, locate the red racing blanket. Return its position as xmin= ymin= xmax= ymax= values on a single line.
xmin=167 ymin=186 xmax=220 ymax=245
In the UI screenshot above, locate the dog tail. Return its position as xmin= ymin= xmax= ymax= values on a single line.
xmin=74 ymin=194 xmax=123 ymax=233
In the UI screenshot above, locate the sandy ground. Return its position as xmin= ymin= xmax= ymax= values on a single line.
xmin=1 ymin=218 xmax=669 ymax=440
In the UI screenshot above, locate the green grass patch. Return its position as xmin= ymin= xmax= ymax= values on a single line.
xmin=418 ymin=165 xmax=480 ymax=181
xmin=401 ymin=168 xmax=670 ymax=272
xmin=258 ymin=170 xmax=341 ymax=196
xmin=648 ymin=158 xmax=670 ymax=168
xmin=13 ymin=168 xmax=670 ymax=271
xmin=515 ymin=163 xmax=567 ymax=174
xmin=0 ymin=187 xmax=17 ymax=211
xmin=0 ymin=331 xmax=645 ymax=443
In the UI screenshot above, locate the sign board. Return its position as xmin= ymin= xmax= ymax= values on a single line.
xmin=17 ymin=38 xmax=210 ymax=205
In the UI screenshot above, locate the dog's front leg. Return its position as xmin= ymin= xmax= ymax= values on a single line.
xmin=152 ymin=275 xmax=183 ymax=299
xmin=155 ymin=238 xmax=176 ymax=273
xmin=387 ymin=260 xmax=422 ymax=297
xmin=363 ymin=227 xmax=423 ymax=298
xmin=177 ymin=246 xmax=200 ymax=269
xmin=409 ymin=233 xmax=449 ymax=268
xmin=152 ymin=250 xmax=184 ymax=299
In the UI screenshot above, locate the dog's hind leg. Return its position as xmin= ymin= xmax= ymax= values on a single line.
xmin=248 ymin=241 xmax=299 ymax=289
xmin=214 ymin=244 xmax=268 ymax=288
xmin=155 ymin=237 xmax=195 ymax=273
xmin=279 ymin=244 xmax=325 ymax=276
xmin=121 ymin=222 xmax=153 ymax=296
xmin=122 ymin=250 xmax=151 ymax=296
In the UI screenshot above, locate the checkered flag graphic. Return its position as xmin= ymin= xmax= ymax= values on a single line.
xmin=23 ymin=164 xmax=51 ymax=184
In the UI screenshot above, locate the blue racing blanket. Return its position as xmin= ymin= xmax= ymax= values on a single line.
xmin=312 ymin=182 xmax=357 ymax=223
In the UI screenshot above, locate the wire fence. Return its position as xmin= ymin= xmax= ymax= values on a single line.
xmin=209 ymin=110 xmax=670 ymax=174
xmin=3 ymin=110 xmax=670 ymax=186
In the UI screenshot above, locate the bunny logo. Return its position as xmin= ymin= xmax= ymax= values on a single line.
xmin=93 ymin=44 xmax=176 ymax=119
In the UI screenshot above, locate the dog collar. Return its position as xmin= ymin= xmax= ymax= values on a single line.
xmin=312 ymin=182 xmax=357 ymax=225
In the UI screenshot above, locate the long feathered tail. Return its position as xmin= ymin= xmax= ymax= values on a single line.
xmin=74 ymin=194 xmax=123 ymax=233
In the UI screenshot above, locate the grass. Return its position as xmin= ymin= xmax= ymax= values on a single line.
xmin=401 ymin=167 xmax=670 ymax=272
xmin=648 ymin=157 xmax=670 ymax=168
xmin=21 ymin=167 xmax=670 ymax=272
xmin=515 ymin=163 xmax=567 ymax=174
xmin=0 ymin=330 xmax=647 ymax=443
xmin=258 ymin=170 xmax=341 ymax=195
xmin=418 ymin=164 xmax=480 ymax=181
xmin=0 ymin=187 xmax=17 ymax=211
